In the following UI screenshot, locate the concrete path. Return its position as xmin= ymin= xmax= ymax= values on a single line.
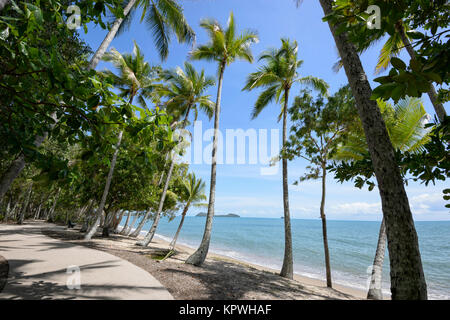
xmin=0 ymin=222 xmax=173 ymax=300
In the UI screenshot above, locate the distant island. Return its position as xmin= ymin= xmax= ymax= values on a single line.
xmin=195 ymin=212 xmax=240 ymax=218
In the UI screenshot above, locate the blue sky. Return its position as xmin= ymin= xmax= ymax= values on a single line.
xmin=81 ymin=0 xmax=449 ymax=221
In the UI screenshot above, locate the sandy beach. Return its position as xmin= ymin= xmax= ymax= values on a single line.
xmin=40 ymin=222 xmax=368 ymax=300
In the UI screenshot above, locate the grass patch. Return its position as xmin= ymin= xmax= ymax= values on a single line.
xmin=146 ymin=249 xmax=174 ymax=261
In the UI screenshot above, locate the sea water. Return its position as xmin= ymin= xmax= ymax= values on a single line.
xmin=125 ymin=216 xmax=449 ymax=299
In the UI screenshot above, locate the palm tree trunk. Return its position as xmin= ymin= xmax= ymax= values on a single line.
xmin=130 ymin=207 xmax=152 ymax=238
xmin=84 ymin=130 xmax=123 ymax=240
xmin=124 ymin=212 xmax=139 ymax=236
xmin=18 ymin=184 xmax=32 ymax=225
xmin=119 ymin=210 xmax=131 ymax=234
xmin=367 ymin=218 xmax=387 ymax=300
xmin=319 ymin=0 xmax=427 ymax=299
xmin=113 ymin=209 xmax=125 ymax=232
xmin=0 ymin=113 xmax=57 ymax=202
xmin=320 ymin=165 xmax=332 ymax=287
xmin=34 ymin=193 xmax=46 ymax=219
xmin=3 ymin=197 xmax=11 ymax=222
xmin=47 ymin=188 xmax=61 ymax=222
xmin=280 ymin=87 xmax=294 ymax=279
xmin=170 ymin=202 xmax=190 ymax=250
xmin=136 ymin=156 xmax=176 ymax=246
xmin=186 ymin=63 xmax=226 ymax=266
xmin=102 ymin=209 xmax=117 ymax=237
xmin=80 ymin=200 xmax=95 ymax=232
xmin=88 ymin=0 xmax=137 ymax=70
xmin=395 ymin=21 xmax=447 ymax=122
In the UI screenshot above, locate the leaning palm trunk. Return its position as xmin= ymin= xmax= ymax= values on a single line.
xmin=130 ymin=207 xmax=152 ymax=238
xmin=88 ymin=0 xmax=137 ymax=69
xmin=102 ymin=209 xmax=118 ymax=237
xmin=3 ymin=197 xmax=11 ymax=222
xmin=119 ymin=210 xmax=131 ymax=234
xmin=186 ymin=63 xmax=225 ymax=266
xmin=80 ymin=200 xmax=95 ymax=232
xmin=169 ymin=202 xmax=190 ymax=250
xmin=47 ymin=188 xmax=61 ymax=222
xmin=395 ymin=22 xmax=446 ymax=122
xmin=136 ymin=156 xmax=175 ymax=246
xmin=84 ymin=130 xmax=123 ymax=240
xmin=34 ymin=193 xmax=47 ymax=220
xmin=280 ymin=87 xmax=294 ymax=279
xmin=0 ymin=113 xmax=57 ymax=202
xmin=367 ymin=218 xmax=387 ymax=300
xmin=320 ymin=166 xmax=332 ymax=288
xmin=130 ymin=169 xmax=166 ymax=237
xmin=18 ymin=184 xmax=33 ymax=225
xmin=113 ymin=209 xmax=125 ymax=232
xmin=124 ymin=212 xmax=139 ymax=236
xmin=319 ymin=0 xmax=427 ymax=299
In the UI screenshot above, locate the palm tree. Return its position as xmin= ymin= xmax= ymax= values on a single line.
xmin=84 ymin=42 xmax=158 ymax=240
xmin=242 ymin=38 xmax=328 ymax=279
xmin=136 ymin=62 xmax=215 ymax=246
xmin=318 ymin=0 xmax=427 ymax=299
xmin=185 ymin=12 xmax=259 ymax=266
xmin=169 ymin=173 xmax=206 ymax=250
xmin=159 ymin=62 xmax=216 ymax=125
xmin=89 ymin=0 xmax=194 ymax=69
xmin=333 ymin=97 xmax=430 ymax=299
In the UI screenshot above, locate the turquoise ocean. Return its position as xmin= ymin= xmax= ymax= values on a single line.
xmin=123 ymin=216 xmax=450 ymax=299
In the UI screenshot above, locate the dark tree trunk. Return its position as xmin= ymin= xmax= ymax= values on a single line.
xmin=318 ymin=0 xmax=427 ymax=299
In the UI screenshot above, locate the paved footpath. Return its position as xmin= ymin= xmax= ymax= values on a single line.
xmin=0 ymin=222 xmax=173 ymax=300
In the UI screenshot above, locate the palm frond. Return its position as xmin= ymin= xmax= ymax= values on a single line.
xmin=145 ymin=4 xmax=170 ymax=60
xmin=251 ymin=85 xmax=279 ymax=119
xmin=297 ymin=76 xmax=329 ymax=96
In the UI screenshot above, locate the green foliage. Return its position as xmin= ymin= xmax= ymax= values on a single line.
xmin=157 ymin=62 xmax=216 ymax=123
xmin=0 ymin=0 xmax=127 ymax=164
xmin=284 ymin=85 xmax=358 ymax=183
xmin=323 ymin=0 xmax=449 ymax=103
xmin=329 ymin=99 xmax=448 ymax=208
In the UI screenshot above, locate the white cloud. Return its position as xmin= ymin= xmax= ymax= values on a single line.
xmin=330 ymin=201 xmax=381 ymax=216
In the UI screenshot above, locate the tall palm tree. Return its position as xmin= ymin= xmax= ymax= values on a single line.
xmin=318 ymin=0 xmax=427 ymax=299
xmin=243 ymin=38 xmax=328 ymax=279
xmin=169 ymin=173 xmax=206 ymax=250
xmin=333 ymin=97 xmax=430 ymax=299
xmin=89 ymin=0 xmax=195 ymax=69
xmin=136 ymin=62 xmax=215 ymax=246
xmin=85 ymin=42 xmax=158 ymax=240
xmin=185 ymin=12 xmax=259 ymax=266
